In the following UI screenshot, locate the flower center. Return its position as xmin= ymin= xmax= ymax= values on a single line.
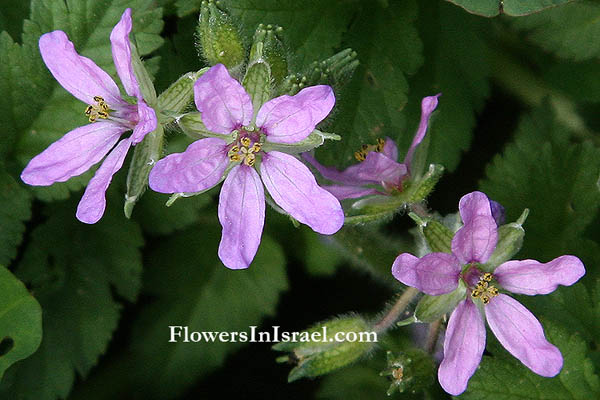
xmin=228 ymin=135 xmax=263 ymax=167
xmin=354 ymin=138 xmax=385 ymax=162
xmin=470 ymin=272 xmax=499 ymax=305
xmin=85 ymin=96 xmax=110 ymax=122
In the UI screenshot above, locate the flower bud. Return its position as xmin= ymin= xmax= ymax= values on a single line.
xmin=196 ymin=0 xmax=245 ymax=71
xmin=483 ymin=208 xmax=529 ymax=271
xmin=280 ymin=48 xmax=358 ymax=95
xmin=124 ymin=125 xmax=165 ymax=218
xmin=249 ymin=24 xmax=288 ymax=86
xmin=273 ymin=316 xmax=375 ymax=382
xmin=381 ymin=350 xmax=435 ymax=395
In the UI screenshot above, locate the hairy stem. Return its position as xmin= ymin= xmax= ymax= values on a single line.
xmin=373 ymin=287 xmax=420 ymax=334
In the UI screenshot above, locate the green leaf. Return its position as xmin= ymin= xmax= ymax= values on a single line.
xmin=0 ymin=169 xmax=31 ymax=266
xmin=224 ymin=0 xmax=356 ymax=69
xmin=480 ymin=104 xmax=600 ymax=282
xmin=126 ymin=225 xmax=288 ymax=398
xmin=403 ymin=2 xmax=490 ymax=172
xmin=0 ymin=200 xmax=144 ymax=400
xmin=0 ymin=2 xmax=29 ymax=44
xmin=511 ymin=1 xmax=600 ymax=61
xmin=446 ymin=0 xmax=571 ymax=17
xmin=317 ymin=0 xmax=423 ymax=168
xmin=463 ymin=322 xmax=600 ymax=399
xmin=0 ymin=265 xmax=42 ymax=381
xmin=11 ymin=0 xmax=163 ymax=201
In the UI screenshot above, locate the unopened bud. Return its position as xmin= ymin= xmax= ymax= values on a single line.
xmin=273 ymin=316 xmax=375 ymax=382
xmin=197 ymin=0 xmax=245 ymax=70
xmin=249 ymin=24 xmax=288 ymax=86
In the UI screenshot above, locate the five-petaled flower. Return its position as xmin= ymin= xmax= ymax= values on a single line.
xmin=391 ymin=191 xmax=585 ymax=396
xmin=302 ymin=94 xmax=440 ymax=200
xmin=20 ymin=9 xmax=157 ymax=224
xmin=149 ymin=64 xmax=344 ymax=269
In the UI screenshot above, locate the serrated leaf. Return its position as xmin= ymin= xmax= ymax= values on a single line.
xmin=0 ymin=169 xmax=31 ymax=266
xmin=403 ymin=2 xmax=490 ymax=172
xmin=10 ymin=0 xmax=163 ymax=201
xmin=224 ymin=0 xmax=356 ymax=69
xmin=446 ymin=0 xmax=571 ymax=17
xmin=0 ymin=265 xmax=42 ymax=381
xmin=126 ymin=226 xmax=288 ymax=398
xmin=317 ymin=0 xmax=423 ymax=168
xmin=511 ymin=1 xmax=600 ymax=61
xmin=0 ymin=200 xmax=144 ymax=400
xmin=463 ymin=322 xmax=600 ymax=399
xmin=480 ymin=105 xmax=600 ymax=282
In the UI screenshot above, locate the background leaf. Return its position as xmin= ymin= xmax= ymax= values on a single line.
xmin=446 ymin=0 xmax=571 ymax=17
xmin=0 ymin=170 xmax=32 ymax=266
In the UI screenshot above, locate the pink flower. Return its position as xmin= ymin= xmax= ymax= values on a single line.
xmin=303 ymin=95 xmax=440 ymax=200
xmin=20 ymin=9 xmax=157 ymax=224
xmin=149 ymin=64 xmax=344 ymax=269
xmin=392 ymin=191 xmax=585 ymax=395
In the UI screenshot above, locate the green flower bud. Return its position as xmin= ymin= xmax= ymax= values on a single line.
xmin=129 ymin=41 xmax=157 ymax=105
xmin=197 ymin=0 xmax=245 ymax=71
xmin=280 ymin=48 xmax=358 ymax=95
xmin=249 ymin=24 xmax=288 ymax=86
xmin=381 ymin=350 xmax=435 ymax=395
xmin=483 ymin=208 xmax=529 ymax=271
xmin=414 ymin=281 xmax=467 ymax=323
xmin=124 ymin=124 xmax=165 ymax=218
xmin=242 ymin=61 xmax=271 ymax=116
xmin=273 ymin=316 xmax=375 ymax=382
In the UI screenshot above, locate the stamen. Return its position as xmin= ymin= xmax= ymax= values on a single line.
xmin=354 ymin=138 xmax=386 ymax=162
xmin=241 ymin=137 xmax=251 ymax=147
xmin=470 ymin=273 xmax=499 ymax=305
xmin=85 ymin=96 xmax=110 ymax=122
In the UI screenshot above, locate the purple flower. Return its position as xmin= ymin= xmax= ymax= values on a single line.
xmin=391 ymin=191 xmax=585 ymax=396
xmin=20 ymin=9 xmax=157 ymax=224
xmin=303 ymin=94 xmax=440 ymax=200
xmin=149 ymin=64 xmax=344 ymax=269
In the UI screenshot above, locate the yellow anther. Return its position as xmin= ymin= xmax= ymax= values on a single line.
xmin=230 ymin=154 xmax=241 ymax=162
xmin=482 ymin=273 xmax=493 ymax=282
xmin=241 ymin=137 xmax=251 ymax=147
xmin=471 ymin=273 xmax=499 ymax=305
xmin=244 ymin=153 xmax=256 ymax=166
xmin=85 ymin=96 xmax=110 ymax=122
xmin=354 ymin=138 xmax=386 ymax=162
xmin=250 ymin=143 xmax=262 ymax=153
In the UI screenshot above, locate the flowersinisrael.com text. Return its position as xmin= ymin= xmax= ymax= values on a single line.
xmin=168 ymin=326 xmax=378 ymax=344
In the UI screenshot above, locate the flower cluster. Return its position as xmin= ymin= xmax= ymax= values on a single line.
xmin=392 ymin=191 xmax=585 ymax=395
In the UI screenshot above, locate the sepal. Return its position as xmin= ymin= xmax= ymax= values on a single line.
xmin=483 ymin=208 xmax=529 ymax=271
xmin=124 ymin=125 xmax=165 ymax=217
xmin=157 ymin=69 xmax=207 ymax=120
xmin=130 ymin=41 xmax=157 ymax=105
xmin=413 ymin=281 xmax=467 ymax=323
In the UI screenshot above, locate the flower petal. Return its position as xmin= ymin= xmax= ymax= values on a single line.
xmin=218 ymin=165 xmax=265 ymax=269
xmin=324 ymin=185 xmax=381 ymax=200
xmin=257 ymin=85 xmax=335 ymax=144
xmin=131 ymin=100 xmax=157 ymax=144
xmin=76 ymin=138 xmax=132 ymax=224
xmin=21 ymin=122 xmax=127 ymax=186
xmin=495 ymin=255 xmax=585 ymax=295
xmin=393 ymin=252 xmax=461 ymax=295
xmin=438 ymin=299 xmax=486 ymax=396
xmin=194 ymin=64 xmax=253 ymax=134
xmin=39 ymin=31 xmax=125 ymax=107
xmin=109 ymin=8 xmax=139 ymax=98
xmin=452 ymin=214 xmax=498 ymax=264
xmin=486 ymin=294 xmax=563 ymax=377
xmin=260 ymin=151 xmax=343 ymax=234
xmin=302 ymin=151 xmax=406 ymax=186
xmin=382 ymin=137 xmax=398 ymax=160
xmin=149 ymin=137 xmax=229 ymax=194
xmin=403 ymin=94 xmax=440 ymax=168
xmin=458 ymin=191 xmax=494 ymax=225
